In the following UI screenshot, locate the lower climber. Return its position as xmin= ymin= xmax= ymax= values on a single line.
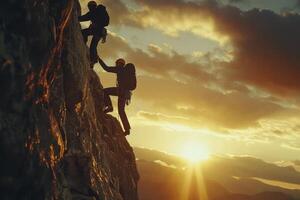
xmin=98 ymin=57 xmax=137 ymax=135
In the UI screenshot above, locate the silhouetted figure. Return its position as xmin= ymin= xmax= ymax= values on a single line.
xmin=79 ymin=1 xmax=109 ymax=67
xmin=98 ymin=58 xmax=137 ymax=136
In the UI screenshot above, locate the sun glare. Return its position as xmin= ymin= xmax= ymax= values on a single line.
xmin=180 ymin=142 xmax=210 ymax=163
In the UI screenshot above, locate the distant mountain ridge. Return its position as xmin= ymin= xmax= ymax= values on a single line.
xmin=134 ymin=147 xmax=299 ymax=200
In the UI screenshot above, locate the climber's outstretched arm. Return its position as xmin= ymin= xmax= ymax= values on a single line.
xmin=78 ymin=12 xmax=91 ymax=22
xmin=98 ymin=58 xmax=118 ymax=73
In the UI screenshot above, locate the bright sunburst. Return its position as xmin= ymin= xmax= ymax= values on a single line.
xmin=180 ymin=142 xmax=210 ymax=163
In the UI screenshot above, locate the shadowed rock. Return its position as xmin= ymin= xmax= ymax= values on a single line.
xmin=0 ymin=0 xmax=139 ymax=199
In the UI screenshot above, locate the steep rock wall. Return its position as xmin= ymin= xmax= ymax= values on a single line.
xmin=0 ymin=0 xmax=139 ymax=199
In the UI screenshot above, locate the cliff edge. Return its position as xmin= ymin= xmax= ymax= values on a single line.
xmin=0 ymin=0 xmax=139 ymax=199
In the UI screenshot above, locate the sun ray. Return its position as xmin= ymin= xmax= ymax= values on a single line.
xmin=195 ymin=164 xmax=209 ymax=200
xmin=180 ymin=164 xmax=209 ymax=200
xmin=180 ymin=166 xmax=193 ymax=200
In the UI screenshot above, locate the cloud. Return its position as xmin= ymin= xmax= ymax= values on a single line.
xmin=100 ymin=0 xmax=300 ymax=98
xmin=100 ymin=32 xmax=215 ymax=83
xmin=96 ymin=32 xmax=300 ymax=135
xmin=282 ymin=143 xmax=300 ymax=151
xmin=218 ymin=9 xmax=300 ymax=97
xmin=297 ymin=0 xmax=300 ymax=8
xmin=134 ymin=75 xmax=288 ymax=131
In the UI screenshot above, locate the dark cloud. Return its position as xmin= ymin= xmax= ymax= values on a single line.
xmin=215 ymin=8 xmax=300 ymax=97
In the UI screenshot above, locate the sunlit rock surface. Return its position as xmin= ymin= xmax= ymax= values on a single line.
xmin=0 ymin=0 xmax=139 ymax=199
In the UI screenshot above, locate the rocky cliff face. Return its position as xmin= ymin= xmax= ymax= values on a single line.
xmin=0 ymin=0 xmax=139 ymax=199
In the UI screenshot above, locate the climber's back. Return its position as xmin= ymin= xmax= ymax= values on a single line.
xmin=95 ymin=5 xmax=110 ymax=27
xmin=79 ymin=1 xmax=109 ymax=28
xmin=118 ymin=63 xmax=137 ymax=91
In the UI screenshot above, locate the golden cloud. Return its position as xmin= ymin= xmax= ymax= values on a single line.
xmin=98 ymin=0 xmax=300 ymax=98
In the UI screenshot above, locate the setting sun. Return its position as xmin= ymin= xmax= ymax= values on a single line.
xmin=180 ymin=142 xmax=210 ymax=163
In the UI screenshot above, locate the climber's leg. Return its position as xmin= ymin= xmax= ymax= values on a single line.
xmin=103 ymin=87 xmax=118 ymax=113
xmin=90 ymin=33 xmax=101 ymax=64
xmin=118 ymin=94 xmax=131 ymax=135
xmin=81 ymin=28 xmax=92 ymax=43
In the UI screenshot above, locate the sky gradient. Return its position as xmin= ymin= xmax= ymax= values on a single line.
xmin=80 ymin=0 xmax=300 ymax=163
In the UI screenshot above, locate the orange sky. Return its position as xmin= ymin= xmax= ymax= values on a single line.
xmin=80 ymin=0 xmax=300 ymax=163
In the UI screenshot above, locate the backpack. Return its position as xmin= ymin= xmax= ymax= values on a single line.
xmin=120 ymin=63 xmax=137 ymax=91
xmin=96 ymin=5 xmax=110 ymax=27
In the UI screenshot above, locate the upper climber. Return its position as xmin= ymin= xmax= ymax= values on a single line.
xmin=98 ymin=57 xmax=137 ymax=136
xmin=79 ymin=1 xmax=110 ymax=67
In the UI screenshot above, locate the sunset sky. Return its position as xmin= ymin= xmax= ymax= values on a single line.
xmin=80 ymin=0 xmax=300 ymax=163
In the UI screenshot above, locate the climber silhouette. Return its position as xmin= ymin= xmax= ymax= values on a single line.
xmin=98 ymin=57 xmax=137 ymax=136
xmin=79 ymin=1 xmax=109 ymax=67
